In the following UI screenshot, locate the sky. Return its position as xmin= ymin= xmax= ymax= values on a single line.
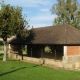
xmin=0 ymin=0 xmax=80 ymax=29
xmin=0 ymin=0 xmax=57 ymax=29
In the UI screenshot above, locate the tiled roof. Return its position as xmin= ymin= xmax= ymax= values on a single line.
xmin=28 ymin=24 xmax=80 ymax=45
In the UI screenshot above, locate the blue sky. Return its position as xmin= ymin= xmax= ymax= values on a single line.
xmin=0 ymin=0 xmax=80 ymax=29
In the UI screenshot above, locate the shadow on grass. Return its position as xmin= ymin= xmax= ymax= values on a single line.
xmin=0 ymin=67 xmax=26 ymax=76
xmin=0 ymin=65 xmax=39 ymax=76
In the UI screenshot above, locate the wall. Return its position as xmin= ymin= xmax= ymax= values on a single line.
xmin=9 ymin=52 xmax=80 ymax=70
xmin=63 ymin=46 xmax=80 ymax=69
xmin=9 ymin=52 xmax=63 ymax=68
xmin=67 ymin=46 xmax=80 ymax=56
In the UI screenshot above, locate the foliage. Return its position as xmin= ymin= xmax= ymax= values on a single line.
xmin=0 ymin=41 xmax=4 ymax=45
xmin=0 ymin=0 xmax=29 ymax=40
xmin=0 ymin=55 xmax=80 ymax=80
xmin=51 ymin=0 xmax=80 ymax=29
xmin=44 ymin=46 xmax=52 ymax=53
xmin=21 ymin=45 xmax=26 ymax=51
xmin=0 ymin=0 xmax=29 ymax=61
xmin=0 ymin=41 xmax=4 ymax=50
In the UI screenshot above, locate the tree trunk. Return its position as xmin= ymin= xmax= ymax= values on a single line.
xmin=3 ymin=41 xmax=7 ymax=61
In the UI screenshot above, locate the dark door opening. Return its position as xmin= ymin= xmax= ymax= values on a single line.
xmin=55 ymin=45 xmax=63 ymax=60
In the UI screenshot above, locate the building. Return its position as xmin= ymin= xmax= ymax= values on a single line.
xmin=9 ymin=24 xmax=80 ymax=69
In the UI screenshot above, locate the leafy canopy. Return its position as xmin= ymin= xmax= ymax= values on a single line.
xmin=0 ymin=0 xmax=29 ymax=41
xmin=51 ymin=0 xmax=80 ymax=29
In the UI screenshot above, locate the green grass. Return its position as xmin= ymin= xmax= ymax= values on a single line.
xmin=0 ymin=54 xmax=80 ymax=80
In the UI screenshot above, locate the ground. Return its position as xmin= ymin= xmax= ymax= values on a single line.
xmin=0 ymin=54 xmax=80 ymax=80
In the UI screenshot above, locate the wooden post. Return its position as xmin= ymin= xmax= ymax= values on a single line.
xmin=31 ymin=48 xmax=32 ymax=57
xmin=41 ymin=49 xmax=43 ymax=59
xmin=55 ymin=46 xmax=56 ymax=61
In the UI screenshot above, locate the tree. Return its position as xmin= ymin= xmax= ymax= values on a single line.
xmin=0 ymin=0 xmax=29 ymax=61
xmin=51 ymin=0 xmax=80 ymax=29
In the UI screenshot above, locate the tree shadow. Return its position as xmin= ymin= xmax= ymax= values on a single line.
xmin=0 ymin=67 xmax=26 ymax=76
xmin=0 ymin=65 xmax=39 ymax=76
xmin=25 ymin=29 xmax=35 ymax=44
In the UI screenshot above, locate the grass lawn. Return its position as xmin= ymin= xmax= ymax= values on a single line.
xmin=0 ymin=54 xmax=80 ymax=80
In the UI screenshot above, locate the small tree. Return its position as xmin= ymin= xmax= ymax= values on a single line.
xmin=51 ymin=0 xmax=80 ymax=29
xmin=44 ymin=46 xmax=52 ymax=53
xmin=0 ymin=0 xmax=29 ymax=61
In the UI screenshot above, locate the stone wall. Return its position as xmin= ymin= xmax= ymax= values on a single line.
xmin=63 ymin=55 xmax=80 ymax=63
xmin=9 ymin=52 xmax=63 ymax=68
xmin=63 ymin=56 xmax=80 ymax=69
xmin=9 ymin=52 xmax=80 ymax=70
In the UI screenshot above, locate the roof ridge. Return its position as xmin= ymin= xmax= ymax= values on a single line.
xmin=65 ymin=24 xmax=80 ymax=31
xmin=65 ymin=24 xmax=68 ymax=44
